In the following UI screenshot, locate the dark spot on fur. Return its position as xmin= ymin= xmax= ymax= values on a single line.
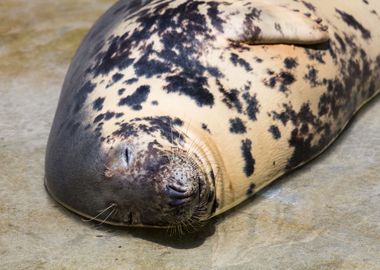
xmin=112 ymin=73 xmax=124 ymax=83
xmin=302 ymin=1 xmax=316 ymax=11
xmin=230 ymin=53 xmax=253 ymax=71
xmin=119 ymin=85 xmax=151 ymax=110
xmin=94 ymin=111 xmax=116 ymax=123
xmin=246 ymin=183 xmax=256 ymax=196
xmin=304 ymin=47 xmax=326 ymax=64
xmin=274 ymin=23 xmax=283 ymax=34
xmin=304 ymin=66 xmax=320 ymax=87
xmin=284 ymin=57 xmax=298 ymax=69
xmin=217 ymin=80 xmax=243 ymax=113
xmin=90 ymin=33 xmax=135 ymax=76
xmin=93 ymin=97 xmax=105 ymax=111
xmin=73 ymin=81 xmax=96 ymax=114
xmin=280 ymin=72 xmax=296 ymax=89
xmin=242 ymin=8 xmax=262 ymax=43
xmin=336 ymin=9 xmax=371 ymax=39
xmin=165 ymin=73 xmax=214 ymax=107
xmin=125 ymin=78 xmax=138 ymax=85
xmin=207 ymin=1 xmax=225 ymax=32
xmin=202 ymin=123 xmax=211 ymax=133
xmin=242 ymin=93 xmax=260 ymax=121
xmin=334 ymin=33 xmax=347 ymax=53
xmin=113 ymin=116 xmax=185 ymax=145
xmin=133 ymin=43 xmax=172 ymax=78
xmin=94 ymin=114 xmax=104 ymax=123
xmin=104 ymin=111 xmax=115 ymax=121
xmin=272 ymin=103 xmax=294 ymax=126
xmin=173 ymin=118 xmax=184 ymax=127
xmin=229 ymin=118 xmax=247 ymax=134
xmin=241 ymin=139 xmax=255 ymax=177
xmin=118 ymin=88 xmax=126 ymax=96
xmin=268 ymin=125 xmax=281 ymax=140
xmin=265 ymin=71 xmax=295 ymax=93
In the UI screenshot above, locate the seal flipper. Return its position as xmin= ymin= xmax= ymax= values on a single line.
xmin=223 ymin=3 xmax=329 ymax=45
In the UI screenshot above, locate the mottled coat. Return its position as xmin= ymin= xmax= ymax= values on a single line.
xmin=45 ymin=0 xmax=380 ymax=227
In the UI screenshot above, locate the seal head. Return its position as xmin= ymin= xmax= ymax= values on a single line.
xmin=46 ymin=116 xmax=216 ymax=228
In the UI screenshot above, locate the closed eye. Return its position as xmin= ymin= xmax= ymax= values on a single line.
xmin=125 ymin=148 xmax=130 ymax=164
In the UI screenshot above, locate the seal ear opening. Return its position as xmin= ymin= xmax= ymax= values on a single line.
xmin=223 ymin=3 xmax=330 ymax=45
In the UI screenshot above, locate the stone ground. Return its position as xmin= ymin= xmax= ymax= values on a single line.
xmin=0 ymin=1 xmax=379 ymax=269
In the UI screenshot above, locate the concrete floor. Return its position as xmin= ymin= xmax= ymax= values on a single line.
xmin=0 ymin=1 xmax=379 ymax=269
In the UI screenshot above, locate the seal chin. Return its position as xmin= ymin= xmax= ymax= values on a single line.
xmin=99 ymin=141 xmax=215 ymax=228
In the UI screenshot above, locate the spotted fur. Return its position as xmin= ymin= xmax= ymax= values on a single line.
xmin=45 ymin=0 xmax=380 ymax=228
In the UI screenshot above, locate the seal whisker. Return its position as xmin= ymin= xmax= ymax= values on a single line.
xmin=171 ymin=225 xmax=178 ymax=237
xmin=183 ymin=131 xmax=198 ymax=155
xmin=178 ymin=222 xmax=185 ymax=236
xmin=184 ymin=216 xmax=203 ymax=232
xmin=169 ymin=223 xmax=178 ymax=237
xmin=98 ymin=207 xmax=117 ymax=225
xmin=184 ymin=135 xmax=222 ymax=177
xmin=184 ymin=218 xmax=197 ymax=233
xmin=185 ymin=136 xmax=200 ymax=158
xmin=82 ymin=203 xmax=116 ymax=222
xmin=183 ymin=120 xmax=192 ymax=142
xmin=169 ymin=118 xmax=178 ymax=164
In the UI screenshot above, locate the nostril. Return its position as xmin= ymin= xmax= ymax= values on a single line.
xmin=168 ymin=184 xmax=187 ymax=193
xmin=166 ymin=185 xmax=193 ymax=199
xmin=166 ymin=185 xmax=196 ymax=207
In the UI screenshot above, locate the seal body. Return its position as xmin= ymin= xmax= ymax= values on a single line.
xmin=45 ymin=0 xmax=380 ymax=228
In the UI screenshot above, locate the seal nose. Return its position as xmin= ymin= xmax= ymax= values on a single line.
xmin=165 ymin=184 xmax=197 ymax=207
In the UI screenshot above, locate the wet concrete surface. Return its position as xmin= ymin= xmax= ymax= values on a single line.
xmin=0 ymin=1 xmax=379 ymax=269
